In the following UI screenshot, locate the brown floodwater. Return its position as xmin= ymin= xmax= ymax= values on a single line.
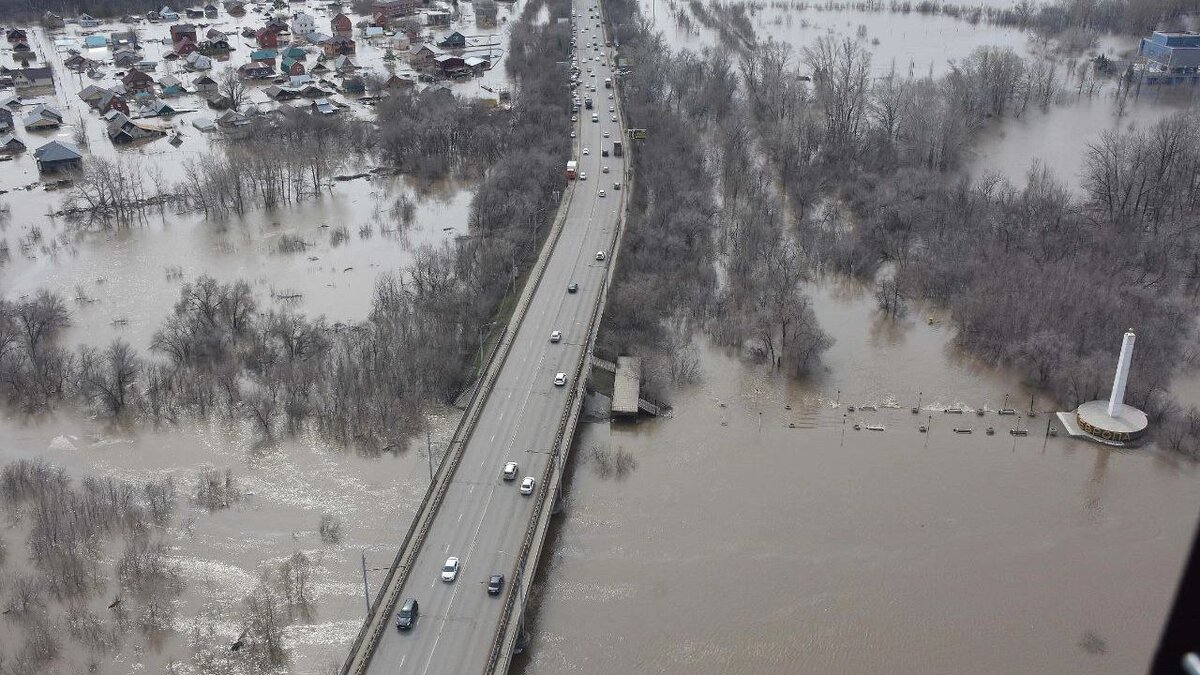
xmin=515 ymin=278 xmax=1200 ymax=675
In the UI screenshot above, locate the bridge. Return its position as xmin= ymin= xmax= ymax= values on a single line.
xmin=341 ymin=2 xmax=629 ymax=673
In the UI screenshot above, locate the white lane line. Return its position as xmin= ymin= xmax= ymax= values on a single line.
xmin=420 ymin=482 xmax=502 ymax=675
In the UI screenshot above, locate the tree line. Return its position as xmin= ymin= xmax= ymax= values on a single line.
xmin=727 ymin=28 xmax=1200 ymax=453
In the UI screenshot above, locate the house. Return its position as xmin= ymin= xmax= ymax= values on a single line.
xmin=78 ymin=13 xmax=102 ymax=27
xmin=264 ymin=84 xmax=299 ymax=100
xmin=309 ymin=61 xmax=330 ymax=75
xmin=265 ymin=18 xmax=289 ymax=34
xmin=135 ymin=59 xmax=158 ymax=72
xmin=215 ymin=108 xmax=250 ymax=127
xmin=0 ymin=133 xmax=25 ymax=153
xmin=42 ymin=13 xmax=65 ymax=28
xmin=97 ymin=91 xmax=130 ymax=116
xmin=193 ymin=73 xmax=218 ymax=92
xmin=113 ymin=49 xmax=140 ymax=67
xmin=331 ymin=55 xmax=357 ymax=72
xmin=198 ymin=37 xmax=232 ymax=54
xmin=281 ymin=45 xmax=306 ymax=60
xmin=173 ymin=38 xmax=197 ymax=56
xmin=311 ymin=97 xmax=337 ymax=114
xmin=184 ymin=52 xmax=212 ymax=70
xmin=363 ymin=26 xmax=385 ymax=39
xmin=323 ymin=35 xmax=355 ymax=57
xmin=475 ymin=0 xmax=497 ymax=27
xmin=408 ymin=42 xmax=445 ymax=65
xmin=340 ymin=75 xmax=365 ymax=94
xmin=143 ymin=99 xmax=177 ymax=116
xmin=205 ymin=93 xmax=233 ymax=109
xmin=23 ymin=104 xmax=64 ymax=130
xmin=280 ymin=57 xmax=305 ymax=75
xmin=107 ymin=116 xmax=167 ymax=143
xmin=0 ymin=95 xmax=22 ymax=111
xmin=225 ymin=0 xmax=246 ymax=16
xmin=123 ymin=68 xmax=156 ymax=95
xmin=1138 ymin=31 xmax=1200 ymax=84
xmin=425 ymin=10 xmax=451 ymax=27
xmin=464 ymin=55 xmax=490 ymax=73
xmin=331 ymin=12 xmax=352 ymax=35
xmin=250 ymin=48 xmax=278 ymax=64
xmin=256 ymin=27 xmax=279 ymax=49
xmin=170 ymin=23 xmax=197 ymax=43
xmin=79 ymin=84 xmax=109 ymax=105
xmin=185 ymin=7 xmax=204 ymax=18
xmin=13 ymin=67 xmax=53 ymax=90
xmin=204 ymin=3 xmax=219 ymax=18
xmin=159 ymin=74 xmax=185 ymax=95
xmin=0 ymin=107 xmax=12 ymax=132
xmin=239 ymin=61 xmax=274 ymax=78
xmin=436 ymin=31 xmax=465 ymax=49
xmin=7 ymin=28 xmax=27 ymax=43
xmin=34 ymin=141 xmax=82 ymax=172
xmin=160 ymin=7 xmax=180 ymax=21
xmin=384 ymin=73 xmax=414 ymax=89
xmin=433 ymin=53 xmax=465 ymax=71
xmin=192 ymin=116 xmax=217 ymax=131
xmin=11 ymin=42 xmax=33 ymax=57
xmin=206 ymin=28 xmax=226 ymax=40
xmin=83 ymin=35 xmax=108 ymax=48
xmin=64 ymin=54 xmax=100 ymax=71
xmin=111 ymin=31 xmax=138 ymax=48
xmin=371 ymin=0 xmax=420 ymax=24
xmin=291 ymin=11 xmax=316 ymax=38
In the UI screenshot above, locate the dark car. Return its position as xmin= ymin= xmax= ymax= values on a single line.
xmin=396 ymin=598 xmax=419 ymax=630
xmin=487 ymin=574 xmax=504 ymax=595
xmin=568 ymin=282 xmax=578 ymax=294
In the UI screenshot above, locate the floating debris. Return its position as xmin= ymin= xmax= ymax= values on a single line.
xmin=1009 ymin=429 xmax=1029 ymax=436
xmin=918 ymin=425 xmax=928 ymax=433
xmin=944 ymin=407 xmax=963 ymax=414
xmin=998 ymin=408 xmax=1017 ymax=416
xmin=986 ymin=427 xmax=995 ymax=435
xmin=864 ymin=424 xmax=885 ymax=431
xmin=953 ymin=428 xmax=973 ymax=434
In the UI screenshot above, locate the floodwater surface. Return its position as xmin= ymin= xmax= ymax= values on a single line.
xmin=516 ymin=280 xmax=1200 ymax=675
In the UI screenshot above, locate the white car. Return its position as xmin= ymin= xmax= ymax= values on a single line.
xmin=609 ymin=106 xmax=615 ymax=112
xmin=582 ymin=147 xmax=589 ymax=155
xmin=599 ymin=190 xmax=606 ymax=197
xmin=595 ymin=251 xmax=606 ymax=261
xmin=579 ymin=172 xmax=587 ymax=180
xmin=441 ymin=557 xmax=460 ymax=582
xmin=550 ymin=330 xmax=562 ymax=343
xmin=571 ymin=115 xmax=577 ymax=122
xmin=554 ymin=372 xmax=567 ymax=386
xmin=603 ymin=131 xmax=610 ymax=138
xmin=570 ymin=131 xmax=576 ymax=138
xmin=503 ymin=461 xmax=519 ymax=481
xmin=608 ymin=94 xmax=613 ymax=99
xmin=520 ymin=477 xmax=536 ymax=495
xmin=611 ymin=115 xmax=617 ymax=122
xmin=602 ymin=166 xmax=610 ymax=173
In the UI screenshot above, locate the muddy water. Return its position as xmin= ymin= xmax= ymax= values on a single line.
xmin=0 ymin=404 xmax=462 ymax=672
xmin=1 ymin=175 xmax=474 ymax=350
xmin=967 ymin=90 xmax=1199 ymax=194
xmin=517 ymin=279 xmax=1200 ymax=675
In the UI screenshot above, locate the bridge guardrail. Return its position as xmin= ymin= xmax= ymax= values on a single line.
xmin=341 ymin=166 xmax=578 ymax=675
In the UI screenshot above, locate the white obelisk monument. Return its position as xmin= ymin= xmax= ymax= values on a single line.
xmin=1107 ymin=329 xmax=1135 ymax=417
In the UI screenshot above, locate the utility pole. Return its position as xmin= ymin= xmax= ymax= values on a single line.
xmin=361 ymin=550 xmax=371 ymax=615
xmin=427 ymin=431 xmax=434 ymax=481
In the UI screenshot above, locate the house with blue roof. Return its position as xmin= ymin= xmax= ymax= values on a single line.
xmin=1139 ymin=31 xmax=1200 ymax=84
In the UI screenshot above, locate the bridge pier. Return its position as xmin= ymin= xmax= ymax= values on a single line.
xmin=550 ymin=483 xmax=564 ymax=515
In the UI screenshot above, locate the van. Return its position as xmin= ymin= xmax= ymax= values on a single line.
xmin=396 ymin=598 xmax=419 ymax=630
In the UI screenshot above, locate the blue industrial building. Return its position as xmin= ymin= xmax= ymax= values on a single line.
xmin=1138 ymin=31 xmax=1200 ymax=84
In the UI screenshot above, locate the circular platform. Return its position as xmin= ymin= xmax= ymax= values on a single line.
xmin=1075 ymin=400 xmax=1149 ymax=443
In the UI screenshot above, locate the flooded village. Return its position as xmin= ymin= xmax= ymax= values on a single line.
xmin=0 ymin=0 xmax=1198 ymax=672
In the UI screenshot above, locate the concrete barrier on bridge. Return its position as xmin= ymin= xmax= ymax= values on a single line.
xmin=340 ymin=156 xmax=580 ymax=675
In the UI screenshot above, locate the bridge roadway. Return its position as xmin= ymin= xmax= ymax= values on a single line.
xmin=354 ymin=4 xmax=623 ymax=673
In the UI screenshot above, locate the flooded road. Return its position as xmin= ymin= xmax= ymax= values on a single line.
xmin=517 ymin=280 xmax=1200 ymax=674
